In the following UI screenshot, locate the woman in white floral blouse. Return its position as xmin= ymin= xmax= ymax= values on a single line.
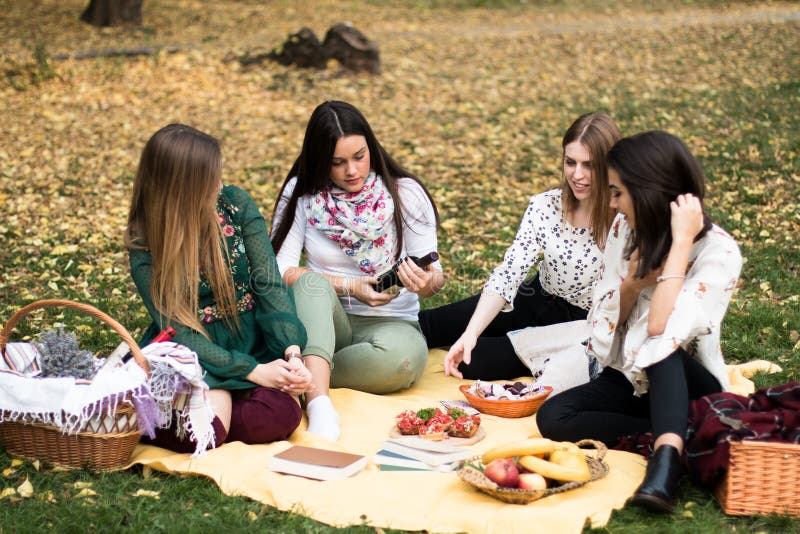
xmin=537 ymin=131 xmax=743 ymax=514
xmin=420 ymin=112 xmax=621 ymax=380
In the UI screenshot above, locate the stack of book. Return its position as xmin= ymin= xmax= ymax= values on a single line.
xmin=373 ymin=436 xmax=472 ymax=472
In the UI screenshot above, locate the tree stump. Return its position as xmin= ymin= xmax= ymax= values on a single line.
xmin=239 ymin=23 xmax=381 ymax=73
xmin=80 ymin=0 xmax=142 ymax=27
xmin=267 ymin=27 xmax=328 ymax=69
xmin=322 ymin=23 xmax=380 ymax=74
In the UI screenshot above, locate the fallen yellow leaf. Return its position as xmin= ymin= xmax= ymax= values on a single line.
xmin=247 ymin=511 xmax=258 ymax=522
xmin=131 ymin=489 xmax=160 ymax=499
xmin=73 ymin=481 xmax=93 ymax=489
xmin=51 ymin=244 xmax=78 ymax=256
xmin=76 ymin=488 xmax=97 ymax=498
xmin=0 ymin=487 xmax=16 ymax=499
xmin=17 ymin=478 xmax=34 ymax=498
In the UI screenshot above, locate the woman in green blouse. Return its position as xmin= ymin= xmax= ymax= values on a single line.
xmin=125 ymin=124 xmax=313 ymax=452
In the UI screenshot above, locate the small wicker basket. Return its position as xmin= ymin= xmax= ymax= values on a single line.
xmin=715 ymin=440 xmax=800 ymax=517
xmin=459 ymin=384 xmax=552 ymax=418
xmin=457 ymin=439 xmax=609 ymax=504
xmin=0 ymin=299 xmax=149 ymax=471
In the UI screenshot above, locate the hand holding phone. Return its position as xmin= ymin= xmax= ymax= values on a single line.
xmin=372 ymin=252 xmax=439 ymax=292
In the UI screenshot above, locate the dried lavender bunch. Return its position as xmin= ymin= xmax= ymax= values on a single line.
xmin=37 ymin=329 xmax=100 ymax=380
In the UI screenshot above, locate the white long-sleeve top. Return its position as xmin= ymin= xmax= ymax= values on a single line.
xmin=273 ymin=176 xmax=441 ymax=321
xmin=587 ymin=214 xmax=742 ymax=395
xmin=484 ymin=189 xmax=603 ymax=311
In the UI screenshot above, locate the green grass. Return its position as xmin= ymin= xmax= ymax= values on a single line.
xmin=0 ymin=459 xmax=381 ymax=533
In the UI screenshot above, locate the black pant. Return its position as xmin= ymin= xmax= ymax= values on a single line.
xmin=536 ymin=349 xmax=722 ymax=446
xmin=418 ymin=275 xmax=588 ymax=380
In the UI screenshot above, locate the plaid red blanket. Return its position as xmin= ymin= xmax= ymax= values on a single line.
xmin=685 ymin=381 xmax=800 ymax=485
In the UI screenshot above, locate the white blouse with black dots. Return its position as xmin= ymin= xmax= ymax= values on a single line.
xmin=484 ymin=189 xmax=602 ymax=312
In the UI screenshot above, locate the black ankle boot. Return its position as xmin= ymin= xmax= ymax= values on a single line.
xmin=630 ymin=444 xmax=682 ymax=513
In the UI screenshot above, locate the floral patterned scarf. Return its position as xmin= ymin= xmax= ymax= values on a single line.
xmin=306 ymin=171 xmax=395 ymax=275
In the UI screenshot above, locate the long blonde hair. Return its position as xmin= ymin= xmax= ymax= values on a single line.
xmin=560 ymin=112 xmax=622 ymax=248
xmin=125 ymin=124 xmax=238 ymax=335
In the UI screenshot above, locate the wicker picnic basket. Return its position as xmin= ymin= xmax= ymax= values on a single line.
xmin=714 ymin=440 xmax=800 ymax=517
xmin=0 ymin=299 xmax=150 ymax=471
xmin=457 ymin=439 xmax=609 ymax=504
xmin=459 ymin=384 xmax=552 ymax=418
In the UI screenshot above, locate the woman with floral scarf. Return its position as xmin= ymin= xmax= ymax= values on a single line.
xmin=271 ymin=101 xmax=444 ymax=441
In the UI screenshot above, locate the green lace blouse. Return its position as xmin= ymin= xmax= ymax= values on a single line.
xmin=129 ymin=185 xmax=307 ymax=390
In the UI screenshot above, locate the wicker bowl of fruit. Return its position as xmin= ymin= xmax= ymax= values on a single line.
xmin=458 ymin=438 xmax=608 ymax=504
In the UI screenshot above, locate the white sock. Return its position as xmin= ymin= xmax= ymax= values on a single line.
xmin=306 ymin=395 xmax=340 ymax=441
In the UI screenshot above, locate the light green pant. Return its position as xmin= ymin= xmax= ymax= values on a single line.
xmin=293 ymin=272 xmax=428 ymax=394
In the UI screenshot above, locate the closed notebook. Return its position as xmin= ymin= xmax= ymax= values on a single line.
xmin=381 ymin=438 xmax=472 ymax=466
xmin=268 ymin=445 xmax=367 ymax=481
xmin=373 ymin=449 xmax=459 ymax=472
xmin=378 ymin=463 xmax=432 ymax=472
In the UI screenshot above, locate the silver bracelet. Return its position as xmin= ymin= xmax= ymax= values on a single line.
xmin=342 ymin=277 xmax=352 ymax=309
xmin=656 ymin=274 xmax=686 ymax=283
xmin=284 ymin=351 xmax=303 ymax=362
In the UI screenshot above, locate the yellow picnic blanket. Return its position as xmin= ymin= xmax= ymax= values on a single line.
xmin=130 ymin=352 xmax=777 ymax=533
xmin=130 ymin=350 xmax=651 ymax=533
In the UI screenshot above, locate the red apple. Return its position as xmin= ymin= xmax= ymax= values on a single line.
xmin=483 ymin=458 xmax=520 ymax=488
xmin=517 ymin=472 xmax=548 ymax=491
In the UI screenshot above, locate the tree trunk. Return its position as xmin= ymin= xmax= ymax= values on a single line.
xmin=80 ymin=0 xmax=143 ymax=27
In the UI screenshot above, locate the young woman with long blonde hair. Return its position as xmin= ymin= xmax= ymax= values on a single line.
xmin=126 ymin=124 xmax=313 ymax=452
xmin=420 ymin=112 xmax=621 ymax=380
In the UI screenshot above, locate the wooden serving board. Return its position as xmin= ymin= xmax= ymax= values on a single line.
xmin=388 ymin=425 xmax=486 ymax=446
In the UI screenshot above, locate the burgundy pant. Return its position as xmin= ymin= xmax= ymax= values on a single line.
xmin=143 ymin=387 xmax=302 ymax=453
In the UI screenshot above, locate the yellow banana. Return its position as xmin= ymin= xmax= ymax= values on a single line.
xmin=481 ymin=438 xmax=556 ymax=464
xmin=549 ymin=450 xmax=590 ymax=473
xmin=554 ymin=441 xmax=582 ymax=454
xmin=482 ymin=439 xmax=584 ymax=464
xmin=526 ymin=434 xmax=584 ymax=454
xmin=518 ymin=452 xmax=591 ymax=483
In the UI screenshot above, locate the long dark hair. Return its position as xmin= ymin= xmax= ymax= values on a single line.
xmin=560 ymin=112 xmax=621 ymax=248
xmin=607 ymin=130 xmax=712 ymax=278
xmin=271 ymin=100 xmax=439 ymax=258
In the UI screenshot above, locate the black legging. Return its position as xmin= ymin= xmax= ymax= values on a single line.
xmin=418 ymin=275 xmax=588 ymax=380
xmin=536 ymin=348 xmax=722 ymax=446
